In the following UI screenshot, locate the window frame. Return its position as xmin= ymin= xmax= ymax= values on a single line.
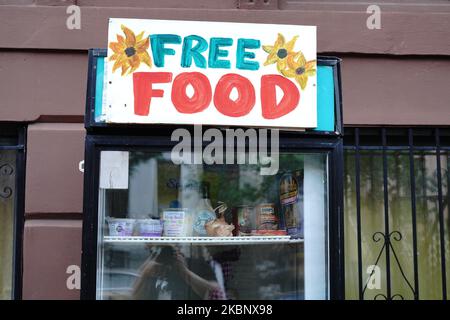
xmin=0 ymin=123 xmax=26 ymax=300
xmin=81 ymin=133 xmax=345 ymax=300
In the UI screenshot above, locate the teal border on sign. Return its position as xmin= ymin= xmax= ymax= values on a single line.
xmin=94 ymin=57 xmax=105 ymax=120
xmin=315 ymin=66 xmax=335 ymax=132
xmin=94 ymin=58 xmax=335 ymax=131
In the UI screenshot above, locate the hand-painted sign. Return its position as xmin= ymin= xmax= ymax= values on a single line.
xmin=105 ymin=18 xmax=317 ymax=129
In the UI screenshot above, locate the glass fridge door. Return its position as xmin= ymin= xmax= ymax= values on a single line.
xmin=95 ymin=149 xmax=329 ymax=300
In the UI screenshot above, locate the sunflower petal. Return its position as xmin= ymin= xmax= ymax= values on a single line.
xmin=293 ymin=51 xmax=306 ymax=66
xmin=128 ymin=55 xmax=141 ymax=74
xmin=128 ymin=55 xmax=140 ymax=70
xmin=281 ymin=68 xmax=296 ymax=78
xmin=263 ymin=53 xmax=278 ymax=66
xmin=121 ymin=63 xmax=130 ymax=76
xmin=121 ymin=24 xmax=136 ymax=47
xmin=136 ymin=31 xmax=145 ymax=42
xmin=274 ymin=33 xmax=285 ymax=49
xmin=116 ymin=34 xmax=125 ymax=45
xmin=296 ymin=75 xmax=308 ymax=90
xmin=109 ymin=41 xmax=125 ymax=54
xmin=139 ymin=50 xmax=152 ymax=67
xmin=112 ymin=60 xmax=121 ymax=73
xmin=262 ymin=45 xmax=274 ymax=53
xmin=305 ymin=69 xmax=316 ymax=77
xmin=277 ymin=59 xmax=287 ymax=73
xmin=109 ymin=52 xmax=119 ymax=61
xmin=136 ymin=37 xmax=150 ymax=53
xmin=129 ymin=64 xmax=139 ymax=75
xmin=285 ymin=35 xmax=299 ymax=52
xmin=112 ymin=54 xmax=127 ymax=73
xmin=305 ymin=60 xmax=316 ymax=70
xmin=287 ymin=53 xmax=300 ymax=69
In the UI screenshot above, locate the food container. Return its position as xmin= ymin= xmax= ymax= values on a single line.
xmin=279 ymin=170 xmax=304 ymax=238
xmin=256 ymin=203 xmax=278 ymax=230
xmin=232 ymin=205 xmax=254 ymax=236
xmin=137 ymin=219 xmax=163 ymax=237
xmin=162 ymin=208 xmax=191 ymax=237
xmin=107 ymin=218 xmax=135 ymax=237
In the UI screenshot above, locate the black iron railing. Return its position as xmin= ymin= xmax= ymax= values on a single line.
xmin=344 ymin=127 xmax=449 ymax=300
xmin=0 ymin=158 xmax=14 ymax=199
xmin=0 ymin=124 xmax=26 ymax=300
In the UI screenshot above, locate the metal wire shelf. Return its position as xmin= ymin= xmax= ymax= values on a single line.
xmin=103 ymin=235 xmax=304 ymax=245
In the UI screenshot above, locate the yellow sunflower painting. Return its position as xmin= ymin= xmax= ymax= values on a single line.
xmin=262 ymin=33 xmax=298 ymax=73
xmin=282 ymin=51 xmax=316 ymax=90
xmin=109 ymin=25 xmax=152 ymax=76
xmin=263 ymin=33 xmax=316 ymax=90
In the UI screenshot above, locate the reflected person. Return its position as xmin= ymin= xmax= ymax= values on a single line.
xmin=132 ymin=245 xmax=226 ymax=300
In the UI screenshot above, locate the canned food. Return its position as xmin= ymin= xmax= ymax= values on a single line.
xmin=256 ymin=203 xmax=278 ymax=230
xmin=233 ymin=205 xmax=254 ymax=236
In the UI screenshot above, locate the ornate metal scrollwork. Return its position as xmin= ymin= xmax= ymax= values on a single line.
xmin=0 ymin=163 xmax=14 ymax=176
xmin=373 ymin=293 xmax=404 ymax=300
xmin=0 ymin=186 xmax=13 ymax=199
xmin=0 ymin=159 xmax=14 ymax=199
xmin=362 ymin=230 xmax=417 ymax=300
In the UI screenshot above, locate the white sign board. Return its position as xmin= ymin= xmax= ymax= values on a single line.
xmin=105 ymin=18 xmax=317 ymax=129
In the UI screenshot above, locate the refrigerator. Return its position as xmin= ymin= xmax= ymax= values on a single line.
xmin=81 ymin=48 xmax=344 ymax=300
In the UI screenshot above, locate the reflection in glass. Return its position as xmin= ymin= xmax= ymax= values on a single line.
xmin=102 ymin=244 xmax=303 ymax=300
xmin=97 ymin=151 xmax=328 ymax=300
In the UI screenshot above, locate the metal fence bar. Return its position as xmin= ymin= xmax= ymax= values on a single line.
xmin=381 ymin=128 xmax=392 ymax=298
xmin=435 ymin=128 xmax=447 ymax=300
xmin=408 ymin=128 xmax=419 ymax=300
xmin=355 ymin=128 xmax=363 ymax=300
xmin=0 ymin=145 xmax=25 ymax=150
xmin=345 ymin=146 xmax=437 ymax=151
xmin=347 ymin=126 xmax=449 ymax=300
xmin=447 ymin=152 xmax=450 ymax=298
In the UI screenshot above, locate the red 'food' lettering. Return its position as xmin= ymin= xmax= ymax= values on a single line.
xmin=213 ymin=73 xmax=255 ymax=117
xmin=171 ymin=72 xmax=212 ymax=114
xmin=260 ymin=74 xmax=299 ymax=119
xmin=132 ymin=71 xmax=300 ymax=120
xmin=133 ymin=72 xmax=173 ymax=116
